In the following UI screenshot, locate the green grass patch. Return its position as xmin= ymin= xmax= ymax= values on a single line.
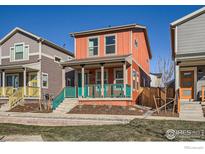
xmin=0 ymin=119 xmax=205 ymax=141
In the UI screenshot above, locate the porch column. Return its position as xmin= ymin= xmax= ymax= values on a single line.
xmin=2 ymin=70 xmax=5 ymax=96
xmin=175 ymin=64 xmax=180 ymax=91
xmin=62 ymin=67 xmax=66 ymax=88
xmin=101 ymin=64 xmax=104 ymax=97
xmin=123 ymin=62 xmax=127 ymax=97
xmin=81 ymin=65 xmax=85 ymax=97
xmin=23 ymin=68 xmax=27 ymax=96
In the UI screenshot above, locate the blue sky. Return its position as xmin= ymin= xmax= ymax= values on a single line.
xmin=0 ymin=5 xmax=203 ymax=72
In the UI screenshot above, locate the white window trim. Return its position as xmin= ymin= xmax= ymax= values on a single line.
xmin=114 ymin=68 xmax=123 ymax=84
xmin=10 ymin=42 xmax=30 ymax=62
xmin=54 ymin=55 xmax=62 ymax=63
xmin=42 ymin=72 xmax=48 ymax=89
xmin=95 ymin=69 xmax=108 ymax=84
xmin=87 ymin=36 xmax=100 ymax=57
xmin=104 ymin=34 xmax=117 ymax=56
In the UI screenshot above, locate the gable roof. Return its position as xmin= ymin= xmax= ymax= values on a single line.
xmin=70 ymin=23 xmax=152 ymax=59
xmin=0 ymin=27 xmax=74 ymax=57
xmin=170 ymin=7 xmax=205 ymax=59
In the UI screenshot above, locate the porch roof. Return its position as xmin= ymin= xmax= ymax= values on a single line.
xmin=61 ymin=54 xmax=132 ymax=67
xmin=0 ymin=62 xmax=40 ymax=72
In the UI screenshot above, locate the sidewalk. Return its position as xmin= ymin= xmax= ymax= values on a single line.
xmin=0 ymin=111 xmax=183 ymax=126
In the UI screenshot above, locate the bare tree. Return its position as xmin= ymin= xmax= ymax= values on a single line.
xmin=155 ymin=56 xmax=174 ymax=87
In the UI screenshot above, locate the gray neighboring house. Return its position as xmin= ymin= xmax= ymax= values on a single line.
xmin=171 ymin=7 xmax=205 ymax=101
xmin=150 ymin=73 xmax=163 ymax=87
xmin=0 ymin=27 xmax=73 ymax=107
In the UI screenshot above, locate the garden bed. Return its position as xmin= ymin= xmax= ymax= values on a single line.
xmin=68 ymin=105 xmax=146 ymax=115
xmin=152 ymin=111 xmax=179 ymax=117
xmin=8 ymin=103 xmax=52 ymax=113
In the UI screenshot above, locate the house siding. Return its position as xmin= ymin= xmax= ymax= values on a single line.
xmin=132 ymin=30 xmax=150 ymax=74
xmin=75 ymin=30 xmax=131 ymax=59
xmin=177 ymin=13 xmax=205 ymax=56
xmin=41 ymin=55 xmax=63 ymax=98
xmin=1 ymin=32 xmax=39 ymax=57
xmin=1 ymin=55 xmax=39 ymax=66
xmin=42 ymin=44 xmax=72 ymax=62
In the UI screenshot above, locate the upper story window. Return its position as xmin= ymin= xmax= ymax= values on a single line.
xmin=10 ymin=43 xmax=29 ymax=62
xmin=88 ymin=37 xmax=98 ymax=57
xmin=105 ymin=35 xmax=116 ymax=55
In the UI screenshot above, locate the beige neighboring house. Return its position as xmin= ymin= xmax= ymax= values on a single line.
xmin=0 ymin=27 xmax=73 ymax=109
xmin=150 ymin=73 xmax=163 ymax=87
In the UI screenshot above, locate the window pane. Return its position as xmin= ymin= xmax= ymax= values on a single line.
xmin=42 ymin=74 xmax=48 ymax=87
xmin=106 ymin=36 xmax=115 ymax=45
xmin=89 ymin=38 xmax=98 ymax=47
xmin=89 ymin=47 xmax=98 ymax=56
xmin=15 ymin=44 xmax=23 ymax=53
xmin=116 ymin=80 xmax=123 ymax=84
xmin=116 ymin=70 xmax=123 ymax=79
xmin=106 ymin=45 xmax=115 ymax=54
xmin=15 ymin=44 xmax=23 ymax=60
xmin=15 ymin=52 xmax=23 ymax=60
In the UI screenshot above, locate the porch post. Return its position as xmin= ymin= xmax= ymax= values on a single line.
xmin=81 ymin=65 xmax=85 ymax=97
xmin=123 ymin=62 xmax=127 ymax=97
xmin=2 ymin=70 xmax=5 ymax=96
xmin=62 ymin=67 xmax=66 ymax=88
xmin=24 ymin=68 xmax=27 ymax=96
xmin=101 ymin=64 xmax=104 ymax=97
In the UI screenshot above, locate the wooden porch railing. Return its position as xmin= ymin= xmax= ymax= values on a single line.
xmin=9 ymin=87 xmax=24 ymax=109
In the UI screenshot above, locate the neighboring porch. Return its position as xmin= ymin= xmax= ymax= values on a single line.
xmin=176 ymin=59 xmax=205 ymax=101
xmin=0 ymin=64 xmax=40 ymax=108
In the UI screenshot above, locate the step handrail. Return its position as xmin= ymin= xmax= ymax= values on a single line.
xmin=8 ymin=87 xmax=24 ymax=109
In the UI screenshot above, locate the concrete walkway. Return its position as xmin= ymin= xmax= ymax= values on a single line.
xmin=0 ymin=111 xmax=185 ymax=126
xmin=0 ymin=135 xmax=43 ymax=141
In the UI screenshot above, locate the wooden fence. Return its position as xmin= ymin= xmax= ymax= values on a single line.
xmin=138 ymin=87 xmax=175 ymax=108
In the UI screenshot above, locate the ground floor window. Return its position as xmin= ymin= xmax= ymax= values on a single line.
xmin=96 ymin=70 xmax=108 ymax=84
xmin=114 ymin=69 xmax=123 ymax=84
xmin=42 ymin=73 xmax=48 ymax=88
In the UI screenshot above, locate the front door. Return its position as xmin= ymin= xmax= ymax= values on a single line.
xmin=6 ymin=74 xmax=19 ymax=88
xmin=180 ymin=70 xmax=194 ymax=100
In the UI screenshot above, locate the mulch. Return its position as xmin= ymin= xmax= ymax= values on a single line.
xmin=202 ymin=107 xmax=205 ymax=117
xmin=152 ymin=111 xmax=179 ymax=117
xmin=8 ymin=103 xmax=52 ymax=113
xmin=68 ymin=105 xmax=179 ymax=117
xmin=69 ymin=105 xmax=147 ymax=115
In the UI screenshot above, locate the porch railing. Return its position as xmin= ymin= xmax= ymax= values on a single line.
xmin=0 ymin=86 xmax=40 ymax=97
xmin=26 ymin=86 xmax=40 ymax=97
xmin=9 ymin=87 xmax=24 ymax=109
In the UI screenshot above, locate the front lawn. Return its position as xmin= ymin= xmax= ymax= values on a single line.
xmin=0 ymin=119 xmax=205 ymax=141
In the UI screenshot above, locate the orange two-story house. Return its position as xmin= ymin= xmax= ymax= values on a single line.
xmin=61 ymin=24 xmax=152 ymax=106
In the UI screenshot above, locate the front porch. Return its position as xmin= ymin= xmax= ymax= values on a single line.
xmin=63 ymin=55 xmax=132 ymax=100
xmin=0 ymin=64 xmax=41 ymax=109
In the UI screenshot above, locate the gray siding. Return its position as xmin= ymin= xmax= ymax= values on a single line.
xmin=1 ymin=55 xmax=39 ymax=66
xmin=1 ymin=32 xmax=39 ymax=57
xmin=177 ymin=13 xmax=205 ymax=55
xmin=41 ymin=55 xmax=63 ymax=98
xmin=42 ymin=44 xmax=72 ymax=62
